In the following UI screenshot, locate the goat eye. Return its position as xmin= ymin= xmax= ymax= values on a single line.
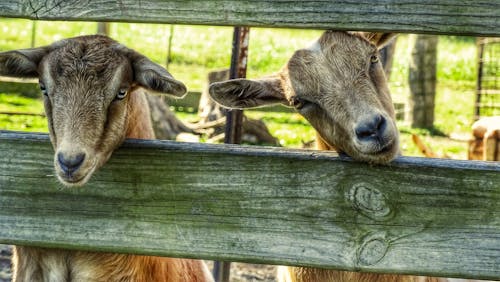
xmin=116 ymin=89 xmax=128 ymax=100
xmin=39 ymin=83 xmax=48 ymax=96
xmin=291 ymin=96 xmax=306 ymax=110
xmin=370 ymin=55 xmax=379 ymax=64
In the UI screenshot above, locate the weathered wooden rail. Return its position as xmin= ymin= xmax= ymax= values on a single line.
xmin=0 ymin=131 xmax=499 ymax=280
xmin=0 ymin=0 xmax=499 ymax=36
xmin=1 ymin=0 xmax=500 ymax=280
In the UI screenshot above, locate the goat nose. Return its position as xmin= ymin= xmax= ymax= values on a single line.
xmin=57 ymin=152 xmax=85 ymax=174
xmin=355 ymin=115 xmax=387 ymax=142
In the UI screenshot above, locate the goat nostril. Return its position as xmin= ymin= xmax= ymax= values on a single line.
xmin=355 ymin=126 xmax=374 ymax=139
xmin=355 ymin=115 xmax=386 ymax=141
xmin=57 ymin=152 xmax=85 ymax=172
xmin=377 ymin=115 xmax=387 ymax=132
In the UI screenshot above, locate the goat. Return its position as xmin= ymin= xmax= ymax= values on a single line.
xmin=209 ymin=31 xmax=454 ymax=282
xmin=209 ymin=31 xmax=399 ymax=165
xmin=470 ymin=116 xmax=500 ymax=161
xmin=0 ymin=35 xmax=213 ymax=282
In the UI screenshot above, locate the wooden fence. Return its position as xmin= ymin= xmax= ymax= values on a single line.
xmin=1 ymin=0 xmax=500 ymax=280
xmin=0 ymin=1 xmax=498 ymax=36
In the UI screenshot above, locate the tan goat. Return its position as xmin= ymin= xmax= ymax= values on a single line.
xmin=210 ymin=31 xmax=400 ymax=165
xmin=0 ymin=35 xmax=213 ymax=282
xmin=209 ymin=31 xmax=451 ymax=282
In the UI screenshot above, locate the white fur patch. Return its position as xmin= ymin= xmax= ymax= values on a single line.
xmin=41 ymin=59 xmax=54 ymax=91
xmin=306 ymin=40 xmax=322 ymax=52
xmin=276 ymin=266 xmax=293 ymax=282
xmin=110 ymin=64 xmax=126 ymax=95
xmin=202 ymin=262 xmax=215 ymax=282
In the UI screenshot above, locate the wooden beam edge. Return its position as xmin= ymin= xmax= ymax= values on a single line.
xmin=1 ymin=130 xmax=499 ymax=171
xmin=0 ymin=1 xmax=499 ymax=36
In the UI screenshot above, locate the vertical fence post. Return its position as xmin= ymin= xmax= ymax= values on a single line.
xmin=30 ymin=21 xmax=37 ymax=48
xmin=166 ymin=25 xmax=175 ymax=68
xmin=224 ymin=27 xmax=250 ymax=144
xmin=97 ymin=22 xmax=110 ymax=35
xmin=475 ymin=38 xmax=485 ymax=120
xmin=213 ymin=26 xmax=251 ymax=282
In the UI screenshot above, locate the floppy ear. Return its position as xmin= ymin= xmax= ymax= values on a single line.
xmin=0 ymin=47 xmax=49 ymax=78
xmin=209 ymin=77 xmax=287 ymax=109
xmin=362 ymin=33 xmax=397 ymax=49
xmin=128 ymin=51 xmax=187 ymax=98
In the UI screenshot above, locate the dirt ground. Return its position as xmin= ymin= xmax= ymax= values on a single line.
xmin=206 ymin=261 xmax=277 ymax=282
xmin=228 ymin=263 xmax=277 ymax=282
xmin=0 ymin=244 xmax=277 ymax=282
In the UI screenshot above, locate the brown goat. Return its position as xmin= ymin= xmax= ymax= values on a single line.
xmin=208 ymin=31 xmax=452 ymax=282
xmin=210 ymin=31 xmax=400 ymax=165
xmin=0 ymin=35 xmax=213 ymax=282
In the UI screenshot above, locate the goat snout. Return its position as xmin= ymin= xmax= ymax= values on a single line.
xmin=355 ymin=114 xmax=387 ymax=143
xmin=57 ymin=152 xmax=85 ymax=175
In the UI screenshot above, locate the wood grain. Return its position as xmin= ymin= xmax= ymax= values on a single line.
xmin=0 ymin=131 xmax=499 ymax=280
xmin=0 ymin=1 xmax=498 ymax=36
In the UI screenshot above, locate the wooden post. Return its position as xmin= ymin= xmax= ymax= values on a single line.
xmin=30 ymin=20 xmax=37 ymax=48
xmin=407 ymin=34 xmax=438 ymax=128
xmin=97 ymin=22 xmax=110 ymax=35
xmin=166 ymin=25 xmax=175 ymax=68
xmin=475 ymin=38 xmax=485 ymax=120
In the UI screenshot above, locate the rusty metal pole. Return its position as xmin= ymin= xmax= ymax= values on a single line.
xmin=224 ymin=27 xmax=250 ymax=144
xmin=213 ymin=26 xmax=250 ymax=282
xmin=475 ymin=38 xmax=485 ymax=120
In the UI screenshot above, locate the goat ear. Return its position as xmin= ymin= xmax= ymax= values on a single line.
xmin=130 ymin=55 xmax=187 ymax=98
xmin=209 ymin=77 xmax=287 ymax=109
xmin=362 ymin=33 xmax=397 ymax=49
xmin=0 ymin=47 xmax=48 ymax=78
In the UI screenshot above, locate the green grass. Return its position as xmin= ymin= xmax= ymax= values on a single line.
xmin=0 ymin=93 xmax=47 ymax=132
xmin=386 ymin=34 xmax=477 ymax=159
xmin=0 ymin=19 xmax=482 ymax=159
xmin=0 ymin=93 xmax=43 ymax=113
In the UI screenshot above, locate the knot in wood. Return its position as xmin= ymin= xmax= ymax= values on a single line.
xmin=348 ymin=182 xmax=391 ymax=219
xmin=356 ymin=233 xmax=389 ymax=266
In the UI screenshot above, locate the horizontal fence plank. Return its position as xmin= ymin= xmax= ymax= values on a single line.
xmin=0 ymin=1 xmax=499 ymax=36
xmin=0 ymin=131 xmax=499 ymax=280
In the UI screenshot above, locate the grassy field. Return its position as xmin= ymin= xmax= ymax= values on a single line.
xmin=0 ymin=19 xmax=481 ymax=159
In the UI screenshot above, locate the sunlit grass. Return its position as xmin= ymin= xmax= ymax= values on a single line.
xmin=0 ymin=93 xmax=44 ymax=113
xmin=0 ymin=93 xmax=47 ymax=132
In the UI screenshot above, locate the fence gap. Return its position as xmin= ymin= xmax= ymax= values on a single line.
xmin=215 ymin=26 xmax=251 ymax=282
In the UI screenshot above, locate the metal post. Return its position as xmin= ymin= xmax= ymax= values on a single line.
xmin=224 ymin=27 xmax=250 ymax=144
xmin=212 ymin=261 xmax=231 ymax=282
xmin=213 ymin=26 xmax=250 ymax=282
xmin=475 ymin=38 xmax=485 ymax=120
